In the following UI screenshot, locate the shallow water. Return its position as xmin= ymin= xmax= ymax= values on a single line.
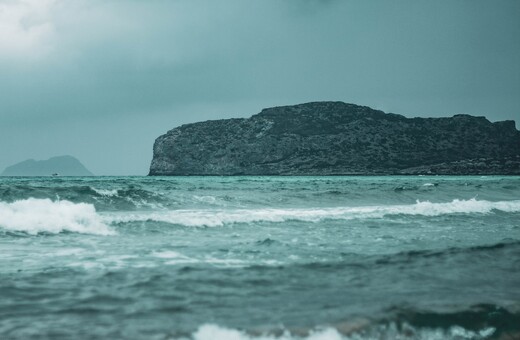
xmin=1 ymin=176 xmax=519 ymax=339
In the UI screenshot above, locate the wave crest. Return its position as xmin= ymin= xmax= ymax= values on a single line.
xmin=0 ymin=198 xmax=115 ymax=235
xmin=190 ymin=323 xmax=498 ymax=340
xmin=105 ymin=198 xmax=520 ymax=227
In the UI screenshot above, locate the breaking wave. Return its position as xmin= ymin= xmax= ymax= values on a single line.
xmin=2 ymin=198 xmax=519 ymax=233
xmin=90 ymin=187 xmax=119 ymax=197
xmin=186 ymin=323 xmax=499 ymax=340
xmin=0 ymin=198 xmax=115 ymax=235
xmin=105 ymin=198 xmax=520 ymax=227
xmin=187 ymin=303 xmax=520 ymax=339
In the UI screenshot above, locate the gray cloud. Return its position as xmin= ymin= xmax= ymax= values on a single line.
xmin=1 ymin=0 xmax=519 ymax=175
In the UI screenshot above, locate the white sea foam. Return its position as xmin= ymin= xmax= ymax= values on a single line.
xmin=191 ymin=324 xmax=343 ymax=340
xmin=91 ymin=187 xmax=119 ymax=197
xmin=204 ymin=257 xmax=248 ymax=268
xmin=150 ymin=250 xmax=201 ymax=265
xmin=152 ymin=250 xmax=187 ymax=259
xmin=53 ymin=248 xmax=86 ymax=256
xmin=188 ymin=323 xmax=496 ymax=340
xmin=103 ymin=199 xmax=520 ymax=227
xmin=0 ymin=198 xmax=115 ymax=235
xmin=193 ymin=195 xmax=218 ymax=204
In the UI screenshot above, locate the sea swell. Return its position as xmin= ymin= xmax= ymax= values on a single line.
xmin=1 ymin=198 xmax=519 ymax=234
xmin=185 ymin=322 xmax=508 ymax=340
xmin=2 ymin=176 xmax=520 ymax=213
xmin=0 ymin=183 xmax=169 ymax=210
xmin=184 ymin=303 xmax=520 ymax=340
xmin=105 ymin=198 xmax=520 ymax=227
xmin=1 ymin=176 xmax=519 ymax=340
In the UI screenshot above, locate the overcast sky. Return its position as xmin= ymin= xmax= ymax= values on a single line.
xmin=1 ymin=0 xmax=519 ymax=175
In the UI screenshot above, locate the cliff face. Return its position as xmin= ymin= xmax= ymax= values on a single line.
xmin=149 ymin=102 xmax=520 ymax=175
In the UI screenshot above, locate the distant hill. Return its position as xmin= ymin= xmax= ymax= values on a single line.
xmin=1 ymin=156 xmax=94 ymax=176
xmin=149 ymin=101 xmax=520 ymax=175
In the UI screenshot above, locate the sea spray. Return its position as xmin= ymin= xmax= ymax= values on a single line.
xmin=0 ymin=198 xmax=115 ymax=235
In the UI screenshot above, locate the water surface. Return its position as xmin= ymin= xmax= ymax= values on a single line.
xmin=1 ymin=176 xmax=519 ymax=339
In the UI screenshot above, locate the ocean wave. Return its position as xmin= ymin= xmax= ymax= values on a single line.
xmin=90 ymin=187 xmax=119 ymax=197
xmin=190 ymin=325 xmax=344 ymax=340
xmin=0 ymin=198 xmax=115 ymax=235
xmin=187 ymin=303 xmax=519 ymax=339
xmin=104 ymin=198 xmax=520 ymax=227
xmin=186 ymin=323 xmax=499 ymax=340
xmin=2 ymin=198 xmax=519 ymax=233
xmin=297 ymin=240 xmax=520 ymax=272
xmin=387 ymin=240 xmax=520 ymax=262
xmin=0 ymin=183 xmax=168 ymax=210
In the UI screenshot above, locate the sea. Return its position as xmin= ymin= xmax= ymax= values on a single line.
xmin=0 ymin=176 xmax=519 ymax=340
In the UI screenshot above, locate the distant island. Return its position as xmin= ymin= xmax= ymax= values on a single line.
xmin=1 ymin=155 xmax=94 ymax=177
xmin=149 ymin=102 xmax=520 ymax=176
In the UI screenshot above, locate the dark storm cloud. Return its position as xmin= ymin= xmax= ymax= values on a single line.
xmin=1 ymin=0 xmax=519 ymax=175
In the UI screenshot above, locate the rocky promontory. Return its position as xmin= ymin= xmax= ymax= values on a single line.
xmin=149 ymin=102 xmax=520 ymax=175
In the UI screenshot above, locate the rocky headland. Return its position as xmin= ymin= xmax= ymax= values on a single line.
xmin=149 ymin=102 xmax=520 ymax=175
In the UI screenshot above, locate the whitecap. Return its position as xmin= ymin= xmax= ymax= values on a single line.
xmin=193 ymin=195 xmax=218 ymax=204
xmin=0 ymin=198 xmax=115 ymax=235
xmin=191 ymin=324 xmax=343 ymax=340
xmin=91 ymin=187 xmax=119 ymax=197
xmin=102 ymin=198 xmax=520 ymax=228
xmin=152 ymin=250 xmax=186 ymax=259
xmin=151 ymin=250 xmax=201 ymax=265
xmin=188 ymin=323 xmax=496 ymax=340
xmin=204 ymin=257 xmax=248 ymax=268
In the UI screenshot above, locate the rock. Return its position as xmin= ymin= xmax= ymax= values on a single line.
xmin=2 ymin=155 xmax=94 ymax=176
xmin=149 ymin=102 xmax=520 ymax=175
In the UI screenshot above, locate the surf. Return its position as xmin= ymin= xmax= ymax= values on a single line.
xmin=0 ymin=198 xmax=115 ymax=235
xmin=103 ymin=198 xmax=520 ymax=227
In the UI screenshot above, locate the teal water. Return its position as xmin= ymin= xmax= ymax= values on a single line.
xmin=1 ymin=176 xmax=520 ymax=339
